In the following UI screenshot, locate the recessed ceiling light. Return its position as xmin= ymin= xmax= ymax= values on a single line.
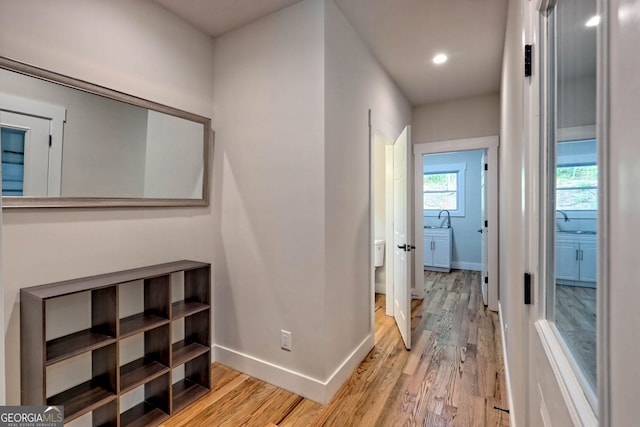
xmin=432 ymin=53 xmax=448 ymax=65
xmin=585 ymin=15 xmax=601 ymax=27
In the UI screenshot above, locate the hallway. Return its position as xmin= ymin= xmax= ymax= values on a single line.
xmin=163 ymin=270 xmax=509 ymax=426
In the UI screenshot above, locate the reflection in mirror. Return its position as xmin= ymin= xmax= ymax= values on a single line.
xmin=0 ymin=57 xmax=210 ymax=207
xmin=546 ymin=0 xmax=598 ymax=404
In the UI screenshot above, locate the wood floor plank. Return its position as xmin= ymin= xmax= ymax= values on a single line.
xmin=161 ymin=270 xmax=509 ymax=427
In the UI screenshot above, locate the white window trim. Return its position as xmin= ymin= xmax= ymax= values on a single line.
xmin=535 ymin=320 xmax=598 ymax=427
xmin=423 ymin=162 xmax=466 ymax=217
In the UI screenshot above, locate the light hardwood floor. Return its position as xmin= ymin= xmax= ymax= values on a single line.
xmin=555 ymin=283 xmax=596 ymax=388
xmin=162 ymin=270 xmax=509 ymax=426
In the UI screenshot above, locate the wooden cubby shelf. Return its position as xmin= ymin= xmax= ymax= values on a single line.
xmin=120 ymin=358 xmax=170 ymax=394
xmin=47 ymin=380 xmax=116 ymax=423
xmin=120 ymin=313 xmax=170 ymax=338
xmin=46 ymin=329 xmax=116 ymax=365
xmin=172 ymin=300 xmax=209 ymax=319
xmin=121 ymin=402 xmax=169 ymax=427
xmin=21 ymin=260 xmax=211 ymax=427
xmin=173 ymin=379 xmax=209 ymax=414
xmin=172 ymin=340 xmax=209 ymax=366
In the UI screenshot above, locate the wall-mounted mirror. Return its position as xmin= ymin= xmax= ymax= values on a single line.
xmin=0 ymin=56 xmax=211 ymax=208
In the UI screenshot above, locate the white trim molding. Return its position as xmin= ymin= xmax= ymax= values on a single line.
xmin=213 ymin=333 xmax=374 ymax=404
xmin=499 ymin=303 xmax=517 ymax=427
xmin=535 ymin=320 xmax=598 ymax=427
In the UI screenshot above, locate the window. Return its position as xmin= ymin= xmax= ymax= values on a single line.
xmin=423 ymin=172 xmax=457 ymax=210
xmin=556 ymin=164 xmax=598 ymax=210
xmin=1 ymin=127 xmax=26 ymax=196
xmin=422 ymin=162 xmax=465 ymax=216
xmin=541 ymin=0 xmax=599 ymax=410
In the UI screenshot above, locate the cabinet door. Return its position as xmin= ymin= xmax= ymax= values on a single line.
xmin=431 ymin=235 xmax=451 ymax=269
xmin=579 ymin=242 xmax=597 ymax=282
xmin=556 ymin=242 xmax=580 ymax=281
xmin=423 ymin=236 xmax=432 ymax=266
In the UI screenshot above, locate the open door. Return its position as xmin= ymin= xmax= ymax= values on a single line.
xmin=480 ymin=151 xmax=488 ymax=305
xmin=393 ymin=126 xmax=412 ymax=350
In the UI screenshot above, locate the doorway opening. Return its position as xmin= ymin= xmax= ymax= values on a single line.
xmin=370 ymin=111 xmax=413 ymax=350
xmin=414 ymin=136 xmax=499 ymax=311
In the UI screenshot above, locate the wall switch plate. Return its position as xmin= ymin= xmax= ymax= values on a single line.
xmin=281 ymin=330 xmax=292 ymax=351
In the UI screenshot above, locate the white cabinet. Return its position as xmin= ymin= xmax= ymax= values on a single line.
xmin=424 ymin=228 xmax=452 ymax=272
xmin=556 ymin=233 xmax=596 ymax=286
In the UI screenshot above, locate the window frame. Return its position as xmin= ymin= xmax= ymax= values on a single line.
xmin=422 ymin=162 xmax=466 ymax=217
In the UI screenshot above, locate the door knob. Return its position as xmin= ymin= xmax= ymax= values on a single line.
xmin=397 ymin=244 xmax=407 ymax=250
xmin=477 ymin=229 xmax=483 ymax=234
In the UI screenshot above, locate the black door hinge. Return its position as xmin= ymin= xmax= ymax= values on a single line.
xmin=524 ymin=44 xmax=532 ymax=77
xmin=484 ymin=276 xmax=488 ymax=284
xmin=484 ymin=163 xmax=488 ymax=171
xmin=49 ymin=135 xmax=52 ymax=147
xmin=484 ymin=220 xmax=488 ymax=228
xmin=524 ymin=272 xmax=532 ymax=304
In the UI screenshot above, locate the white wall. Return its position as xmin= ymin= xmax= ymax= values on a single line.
xmin=422 ymin=150 xmax=483 ymax=270
xmin=324 ymin=0 xmax=411 ymax=374
xmin=212 ymin=0 xmax=328 ymax=388
xmin=0 ymin=0 xmax=215 ymax=405
xmin=608 ymin=0 xmax=640 ymax=423
xmin=212 ymin=0 xmax=410 ymax=402
xmin=412 ymin=93 xmax=500 ymax=143
xmin=143 ymin=111 xmax=204 ymax=199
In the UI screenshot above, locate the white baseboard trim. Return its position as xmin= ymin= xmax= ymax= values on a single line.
xmin=451 ymin=261 xmax=482 ymax=271
xmin=213 ymin=333 xmax=374 ymax=404
xmin=498 ymin=302 xmax=517 ymax=427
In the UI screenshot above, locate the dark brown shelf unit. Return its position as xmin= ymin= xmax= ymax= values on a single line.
xmin=120 ymin=358 xmax=170 ymax=394
xmin=46 ymin=329 xmax=116 ymax=365
xmin=120 ymin=402 xmax=169 ymax=427
xmin=21 ymin=261 xmax=211 ymax=427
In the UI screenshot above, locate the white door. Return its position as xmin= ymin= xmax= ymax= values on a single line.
xmin=480 ymin=151 xmax=488 ymax=305
xmin=0 ymin=111 xmax=51 ymax=197
xmin=393 ymin=126 xmax=412 ymax=350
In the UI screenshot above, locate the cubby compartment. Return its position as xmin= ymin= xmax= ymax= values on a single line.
xmin=171 ymin=267 xmax=210 ymax=319
xmin=171 ymin=310 xmax=210 ymax=367
xmin=119 ymin=278 xmax=170 ymax=338
xmin=21 ymin=261 xmax=211 ymax=426
xmin=120 ymin=374 xmax=170 ymax=427
xmin=45 ymin=287 xmax=117 ymax=365
xmin=46 ymin=343 xmax=117 ymax=423
xmin=119 ymin=326 xmax=170 ymax=394
xmin=172 ymin=352 xmax=210 ymax=414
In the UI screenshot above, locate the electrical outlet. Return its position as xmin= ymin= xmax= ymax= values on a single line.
xmin=281 ymin=330 xmax=292 ymax=351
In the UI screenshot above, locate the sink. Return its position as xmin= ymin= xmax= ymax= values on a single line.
xmin=558 ymin=230 xmax=596 ymax=235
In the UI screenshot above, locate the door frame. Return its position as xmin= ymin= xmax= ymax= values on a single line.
xmin=413 ymin=136 xmax=499 ymax=311
xmin=369 ymin=110 xmax=404 ymax=327
xmin=0 ymin=94 xmax=66 ymax=196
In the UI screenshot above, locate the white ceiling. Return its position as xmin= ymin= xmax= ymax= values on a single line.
xmin=154 ymin=0 xmax=509 ymax=106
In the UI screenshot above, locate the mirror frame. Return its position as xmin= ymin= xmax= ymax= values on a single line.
xmin=0 ymin=56 xmax=211 ymax=208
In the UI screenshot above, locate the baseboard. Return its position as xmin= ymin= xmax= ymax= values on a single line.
xmin=498 ymin=302 xmax=518 ymax=427
xmin=451 ymin=261 xmax=482 ymax=271
xmin=213 ymin=333 xmax=374 ymax=404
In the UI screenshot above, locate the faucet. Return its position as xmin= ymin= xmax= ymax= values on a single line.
xmin=438 ymin=210 xmax=451 ymax=228
xmin=556 ymin=210 xmax=570 ymax=222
